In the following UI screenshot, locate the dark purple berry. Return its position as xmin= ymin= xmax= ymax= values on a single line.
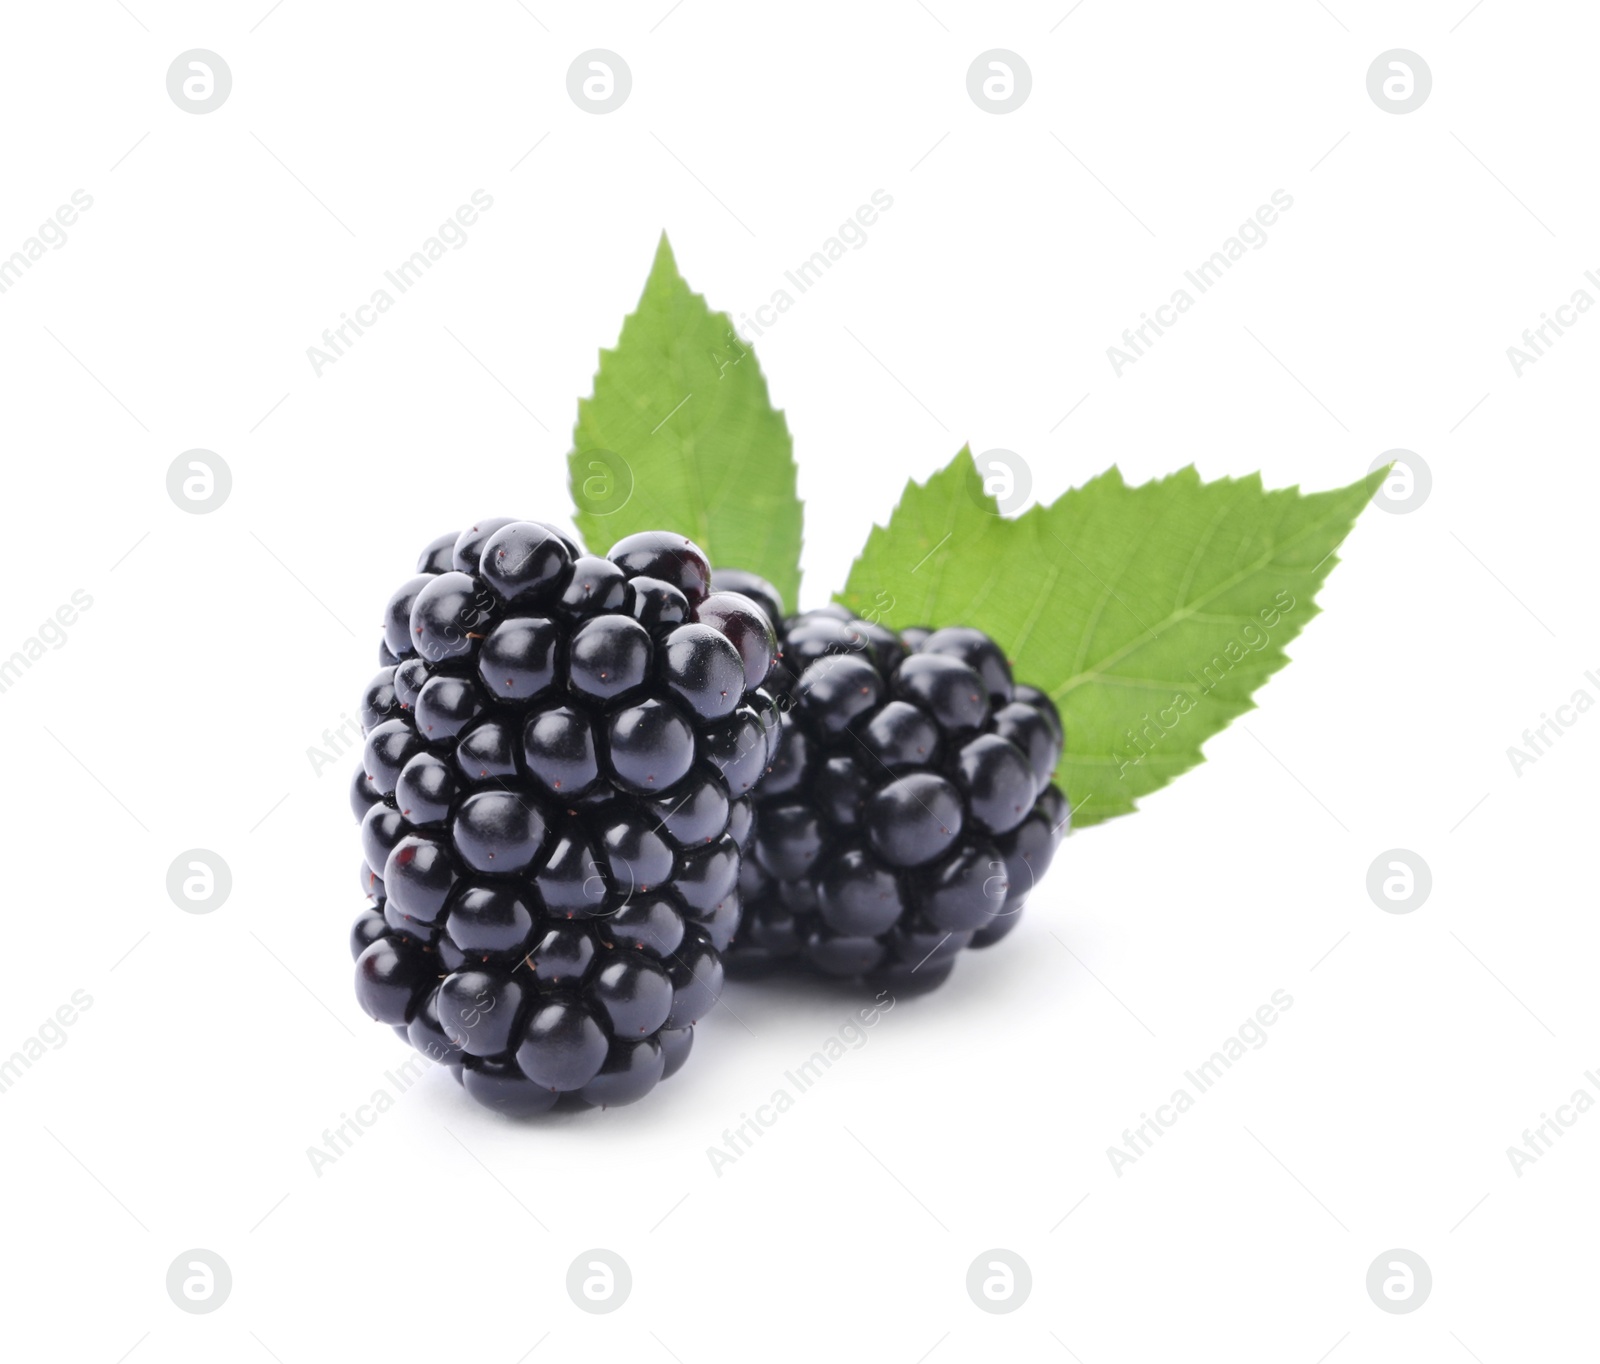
xmin=536 ymin=830 xmax=607 ymax=918
xmin=417 ymin=531 xmax=458 ymax=574
xmin=477 ymin=617 xmax=559 ymax=702
xmin=757 ymin=720 xmax=811 ymax=797
xmin=917 ymin=626 xmax=1014 ymax=703
xmin=701 ymin=708 xmax=769 ymax=795
xmin=665 ymin=930 xmax=723 ymax=1027
xmin=919 ymin=841 xmax=1008 ymax=931
xmin=455 ymin=718 xmax=519 ymax=782
xmin=350 ymin=907 xmax=387 ymax=960
xmin=660 ymin=624 xmax=745 ymax=722
xmin=522 ymin=706 xmax=599 ymax=796
xmin=354 ymin=936 xmax=432 ymax=1025
xmin=865 ymin=773 xmax=963 ymax=868
xmin=755 ymin=802 xmax=823 ymax=879
xmin=709 ymin=569 xmax=785 ymax=634
xmin=607 ymin=532 xmax=711 ymax=604
xmin=452 ymin=518 xmax=519 ymax=574
xmin=599 ymin=813 xmax=675 ymax=892
xmin=383 ymin=575 xmax=432 ymax=659
xmin=894 ymin=654 xmax=990 ymax=732
xmin=607 ymin=699 xmax=695 ymax=793
xmin=628 ymin=576 xmax=690 ymax=631
xmin=529 ymin=925 xmax=596 ymax=983
xmin=647 ymin=773 xmax=730 ymax=846
xmin=384 ymin=835 xmax=458 ymax=924
xmin=817 ymin=846 xmax=904 ymax=936
xmin=393 ymin=656 xmax=429 ymax=709
xmin=462 ymin=1056 xmax=560 ymax=1116
xmin=659 ymin=1026 xmax=694 ymax=1078
xmin=363 ymin=718 xmax=423 ymax=796
xmin=591 ymin=953 xmax=673 ymax=1036
xmin=481 ymin=521 xmax=573 ymax=604
xmin=361 ymin=668 xmax=402 ymax=731
xmin=569 ymin=615 xmax=650 ymax=702
xmin=360 ymin=802 xmax=408 ymax=873
xmin=415 ymin=674 xmax=483 ymax=742
xmin=577 ymin=1038 xmax=666 ymax=1107
xmin=605 ymin=896 xmax=685 ymax=957
xmin=560 ymin=556 xmax=630 ymax=615
xmin=451 ymin=790 xmax=545 ymax=875
xmin=813 ymin=754 xmax=870 ymax=826
xmin=857 ymin=700 xmax=939 ymax=769
xmin=395 ymin=752 xmax=458 ymax=825
xmin=436 ymin=969 xmax=526 ymax=1057
xmin=411 ymin=572 xmax=495 ymax=664
xmin=446 ymin=884 xmax=537 ymax=959
xmin=1014 ymin=683 xmax=1063 ymax=742
xmin=676 ymin=838 xmax=740 ymax=916
xmin=797 ymin=654 xmax=882 ymax=735
xmin=407 ymin=988 xmax=459 ymax=1063
xmin=516 ymin=999 xmax=607 ymax=1090
xmin=993 ymin=700 xmax=1061 ymax=788
xmin=350 ymin=764 xmax=383 ymax=821
xmin=696 ymin=591 xmax=778 ymax=689
xmin=956 ymin=734 xmax=1037 ymax=835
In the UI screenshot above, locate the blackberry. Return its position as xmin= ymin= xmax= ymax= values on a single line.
xmin=727 ymin=592 xmax=1067 ymax=993
xmin=350 ymin=523 xmax=780 ymax=1113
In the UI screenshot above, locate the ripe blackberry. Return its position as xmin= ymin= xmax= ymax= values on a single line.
xmin=350 ymin=524 xmax=780 ymax=1113
xmin=727 ymin=593 xmax=1068 ymax=993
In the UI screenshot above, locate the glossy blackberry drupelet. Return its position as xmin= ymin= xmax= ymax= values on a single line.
xmin=725 ymin=591 xmax=1067 ymax=994
xmin=351 ymin=525 xmax=782 ymax=1114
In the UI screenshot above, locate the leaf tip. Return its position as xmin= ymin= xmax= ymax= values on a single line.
xmin=652 ymin=230 xmax=677 ymax=269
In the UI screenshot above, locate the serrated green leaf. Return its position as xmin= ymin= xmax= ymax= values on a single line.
xmin=838 ymin=450 xmax=1386 ymax=828
xmin=569 ymin=234 xmax=803 ymax=609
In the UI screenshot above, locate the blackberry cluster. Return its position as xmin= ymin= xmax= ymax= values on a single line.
xmin=722 ymin=587 xmax=1067 ymax=994
xmin=349 ymin=523 xmax=781 ymax=1114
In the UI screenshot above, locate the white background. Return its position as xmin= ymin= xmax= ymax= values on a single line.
xmin=0 ymin=2 xmax=1592 ymax=1360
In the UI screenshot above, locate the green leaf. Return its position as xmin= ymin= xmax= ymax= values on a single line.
xmin=569 ymin=234 xmax=803 ymax=609
xmin=838 ymin=450 xmax=1386 ymax=828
